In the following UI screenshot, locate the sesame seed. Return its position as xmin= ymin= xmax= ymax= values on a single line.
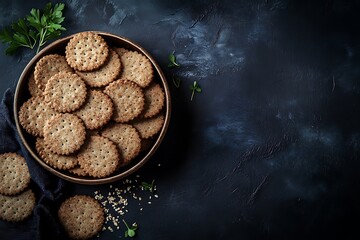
xmin=93 ymin=176 xmax=160 ymax=234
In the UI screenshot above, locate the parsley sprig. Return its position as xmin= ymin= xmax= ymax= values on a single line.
xmin=190 ymin=81 xmax=202 ymax=101
xmin=123 ymin=219 xmax=138 ymax=238
xmin=141 ymin=179 xmax=156 ymax=193
xmin=0 ymin=2 xmax=66 ymax=55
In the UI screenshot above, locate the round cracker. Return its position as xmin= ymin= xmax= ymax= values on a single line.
xmin=0 ymin=189 xmax=36 ymax=222
xmin=68 ymin=165 xmax=89 ymax=177
xmin=65 ymin=31 xmax=109 ymax=71
xmin=44 ymin=72 xmax=87 ymax=113
xmin=77 ymin=135 xmax=120 ymax=178
xmin=114 ymin=47 xmax=129 ymax=56
xmin=35 ymin=138 xmax=78 ymax=170
xmin=58 ymin=195 xmax=104 ymax=239
xmin=18 ymin=96 xmax=59 ymax=137
xmin=132 ymin=113 xmax=165 ymax=139
xmin=34 ymin=54 xmax=73 ymax=91
xmin=74 ymin=90 xmax=113 ymax=130
xmin=27 ymin=72 xmax=43 ymax=97
xmin=43 ymin=113 xmax=86 ymax=155
xmin=76 ymin=49 xmax=121 ymax=87
xmin=119 ymin=50 xmax=154 ymax=88
xmin=101 ymin=123 xmax=141 ymax=166
xmin=142 ymin=82 xmax=165 ymax=118
xmin=104 ymin=79 xmax=144 ymax=123
xmin=0 ymin=153 xmax=30 ymax=195
xmin=0 ymin=153 xmax=31 ymax=196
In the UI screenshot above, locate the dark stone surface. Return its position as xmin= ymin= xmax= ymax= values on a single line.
xmin=1 ymin=0 xmax=360 ymax=239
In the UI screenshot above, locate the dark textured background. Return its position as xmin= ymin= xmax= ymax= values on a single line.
xmin=1 ymin=0 xmax=360 ymax=239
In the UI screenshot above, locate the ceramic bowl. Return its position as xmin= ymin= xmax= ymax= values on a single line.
xmin=14 ymin=31 xmax=171 ymax=185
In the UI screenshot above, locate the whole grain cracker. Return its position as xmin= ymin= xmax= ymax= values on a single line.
xmin=0 ymin=153 xmax=31 ymax=196
xmin=65 ymin=31 xmax=109 ymax=71
xmin=77 ymin=135 xmax=120 ymax=178
xmin=101 ymin=123 xmax=141 ymax=166
xmin=76 ymin=49 xmax=121 ymax=87
xmin=114 ymin=47 xmax=129 ymax=56
xmin=44 ymin=72 xmax=87 ymax=113
xmin=132 ymin=113 xmax=165 ymax=139
xmin=27 ymin=72 xmax=43 ymax=97
xmin=36 ymin=138 xmax=77 ymax=170
xmin=58 ymin=195 xmax=105 ymax=239
xmin=141 ymin=82 xmax=165 ymax=118
xmin=68 ymin=165 xmax=89 ymax=177
xmin=104 ymin=79 xmax=144 ymax=123
xmin=43 ymin=113 xmax=86 ymax=155
xmin=74 ymin=90 xmax=113 ymax=130
xmin=34 ymin=54 xmax=73 ymax=91
xmin=0 ymin=189 xmax=36 ymax=222
xmin=18 ymin=96 xmax=59 ymax=137
xmin=120 ymin=50 xmax=154 ymax=88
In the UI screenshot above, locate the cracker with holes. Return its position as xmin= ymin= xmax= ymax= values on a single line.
xmin=65 ymin=31 xmax=109 ymax=71
xmin=58 ymin=195 xmax=105 ymax=239
xmin=19 ymin=96 xmax=59 ymax=137
xmin=43 ymin=113 xmax=86 ymax=155
xmin=0 ymin=189 xmax=36 ymax=222
xmin=142 ymin=82 xmax=165 ymax=118
xmin=132 ymin=113 xmax=165 ymax=139
xmin=104 ymin=79 xmax=144 ymax=123
xmin=28 ymin=72 xmax=43 ymax=97
xmin=34 ymin=54 xmax=73 ymax=91
xmin=74 ymin=90 xmax=113 ymax=130
xmin=36 ymin=138 xmax=78 ymax=170
xmin=68 ymin=165 xmax=89 ymax=177
xmin=0 ymin=153 xmax=31 ymax=196
xmin=101 ymin=123 xmax=141 ymax=166
xmin=119 ymin=50 xmax=154 ymax=88
xmin=44 ymin=72 xmax=87 ymax=113
xmin=77 ymin=135 xmax=120 ymax=178
xmin=76 ymin=49 xmax=121 ymax=87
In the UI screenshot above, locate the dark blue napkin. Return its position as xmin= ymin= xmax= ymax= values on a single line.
xmin=0 ymin=88 xmax=68 ymax=240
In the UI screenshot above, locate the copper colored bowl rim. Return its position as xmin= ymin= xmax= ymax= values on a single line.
xmin=13 ymin=31 xmax=171 ymax=185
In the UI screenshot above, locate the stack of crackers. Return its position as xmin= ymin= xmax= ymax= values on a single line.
xmin=18 ymin=31 xmax=166 ymax=179
xmin=0 ymin=153 xmax=35 ymax=222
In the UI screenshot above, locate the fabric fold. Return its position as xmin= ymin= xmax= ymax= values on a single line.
xmin=0 ymin=88 xmax=67 ymax=240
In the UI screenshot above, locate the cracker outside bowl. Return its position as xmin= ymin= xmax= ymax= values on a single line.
xmin=14 ymin=31 xmax=171 ymax=185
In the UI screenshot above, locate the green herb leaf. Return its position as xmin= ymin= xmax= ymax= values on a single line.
xmin=172 ymin=74 xmax=181 ymax=88
xmin=0 ymin=2 xmax=66 ymax=55
xmin=123 ymin=219 xmax=137 ymax=238
xmin=141 ymin=179 xmax=155 ymax=193
xmin=168 ymin=53 xmax=180 ymax=68
xmin=190 ymin=81 xmax=202 ymax=101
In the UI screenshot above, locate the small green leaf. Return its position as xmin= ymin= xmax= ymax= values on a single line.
xmin=127 ymin=229 xmax=136 ymax=237
xmin=13 ymin=33 xmax=29 ymax=45
xmin=172 ymin=74 xmax=181 ymax=88
xmin=168 ymin=53 xmax=180 ymax=68
xmin=0 ymin=29 xmax=12 ymax=43
xmin=123 ymin=219 xmax=137 ymax=238
xmin=190 ymin=81 xmax=201 ymax=101
xmin=141 ymin=179 xmax=155 ymax=193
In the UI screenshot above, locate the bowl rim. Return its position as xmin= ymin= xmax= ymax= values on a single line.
xmin=13 ymin=31 xmax=171 ymax=185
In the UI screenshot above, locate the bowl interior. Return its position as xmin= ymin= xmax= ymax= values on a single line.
xmin=14 ymin=31 xmax=171 ymax=185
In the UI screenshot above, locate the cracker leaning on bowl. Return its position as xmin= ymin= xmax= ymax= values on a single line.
xmin=17 ymin=31 xmax=167 ymax=181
